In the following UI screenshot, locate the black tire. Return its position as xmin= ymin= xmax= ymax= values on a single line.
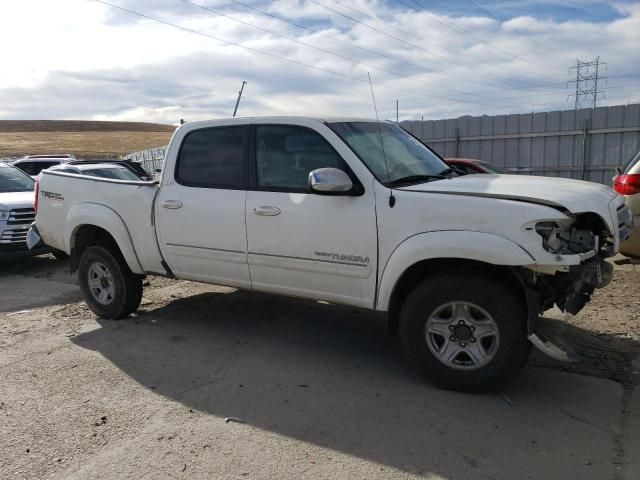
xmin=399 ymin=269 xmax=530 ymax=392
xmin=78 ymin=245 xmax=143 ymax=320
xmin=52 ymin=250 xmax=68 ymax=260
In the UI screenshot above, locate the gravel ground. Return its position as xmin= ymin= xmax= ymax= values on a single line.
xmin=1 ymin=255 xmax=639 ymax=479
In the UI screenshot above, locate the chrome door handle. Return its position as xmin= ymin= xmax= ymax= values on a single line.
xmin=253 ymin=206 xmax=281 ymax=216
xmin=161 ymin=200 xmax=183 ymax=209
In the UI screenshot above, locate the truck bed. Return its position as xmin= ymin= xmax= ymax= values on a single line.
xmin=36 ymin=171 xmax=165 ymax=274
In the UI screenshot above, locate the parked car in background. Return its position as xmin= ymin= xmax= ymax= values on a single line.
xmin=0 ymin=163 xmax=57 ymax=259
xmin=12 ymin=154 xmax=75 ymax=178
xmin=446 ymin=158 xmax=508 ymax=174
xmin=65 ymin=160 xmax=153 ymax=181
xmin=614 ymin=151 xmax=640 ymax=259
xmin=48 ymin=162 xmax=150 ymax=181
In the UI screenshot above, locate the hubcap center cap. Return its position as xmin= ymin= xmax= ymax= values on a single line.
xmin=453 ymin=324 xmax=472 ymax=341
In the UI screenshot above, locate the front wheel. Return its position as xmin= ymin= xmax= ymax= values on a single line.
xmin=399 ymin=270 xmax=530 ymax=392
xmin=78 ymin=245 xmax=143 ymax=319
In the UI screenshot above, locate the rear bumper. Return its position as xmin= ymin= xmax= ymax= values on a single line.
xmin=620 ymin=217 xmax=640 ymax=259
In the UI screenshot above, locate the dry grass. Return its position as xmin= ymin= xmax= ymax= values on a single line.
xmin=0 ymin=120 xmax=176 ymax=159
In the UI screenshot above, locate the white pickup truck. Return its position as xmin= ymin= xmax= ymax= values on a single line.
xmin=30 ymin=117 xmax=632 ymax=391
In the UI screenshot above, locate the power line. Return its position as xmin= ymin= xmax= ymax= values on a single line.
xmin=90 ymin=0 xmax=500 ymax=105
xmin=402 ymin=0 xmax=545 ymax=67
xmin=466 ymin=0 xmax=552 ymax=52
xmin=307 ymin=0 xmax=533 ymax=89
xmin=177 ymin=0 xmax=470 ymax=96
xmin=332 ymin=0 xmax=540 ymax=86
xmin=223 ymin=0 xmax=436 ymax=74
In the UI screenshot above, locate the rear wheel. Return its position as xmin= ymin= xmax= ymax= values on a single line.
xmin=78 ymin=245 xmax=143 ymax=319
xmin=399 ymin=270 xmax=530 ymax=392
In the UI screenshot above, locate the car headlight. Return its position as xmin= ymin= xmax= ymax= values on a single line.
xmin=0 ymin=210 xmax=9 ymax=221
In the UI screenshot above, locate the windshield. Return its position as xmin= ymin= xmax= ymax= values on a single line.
xmin=328 ymin=122 xmax=450 ymax=185
xmin=0 ymin=165 xmax=35 ymax=192
xmin=82 ymin=167 xmax=141 ymax=181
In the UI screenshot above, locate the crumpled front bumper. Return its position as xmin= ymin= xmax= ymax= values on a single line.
xmin=559 ymin=256 xmax=613 ymax=315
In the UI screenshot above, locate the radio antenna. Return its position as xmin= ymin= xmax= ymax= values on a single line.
xmin=367 ymin=72 xmax=395 ymax=208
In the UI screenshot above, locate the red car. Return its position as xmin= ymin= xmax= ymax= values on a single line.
xmin=446 ymin=158 xmax=508 ymax=174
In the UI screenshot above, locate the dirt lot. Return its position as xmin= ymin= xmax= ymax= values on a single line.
xmin=0 ymin=120 xmax=175 ymax=159
xmin=1 ymin=256 xmax=639 ymax=479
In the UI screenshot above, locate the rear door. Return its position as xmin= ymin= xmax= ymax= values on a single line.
xmin=155 ymin=125 xmax=251 ymax=288
xmin=245 ymin=123 xmax=378 ymax=308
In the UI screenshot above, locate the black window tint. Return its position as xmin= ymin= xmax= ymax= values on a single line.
xmin=15 ymin=162 xmax=35 ymax=175
xmin=256 ymin=125 xmax=343 ymax=190
xmin=177 ymin=126 xmax=246 ymax=188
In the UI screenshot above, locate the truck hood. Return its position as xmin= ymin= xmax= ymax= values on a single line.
xmin=0 ymin=191 xmax=35 ymax=211
xmin=400 ymin=174 xmax=619 ymax=214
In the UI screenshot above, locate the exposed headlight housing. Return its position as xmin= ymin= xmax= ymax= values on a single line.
xmin=534 ymin=214 xmax=605 ymax=255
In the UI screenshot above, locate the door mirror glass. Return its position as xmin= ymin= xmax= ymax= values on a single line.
xmin=309 ymin=168 xmax=353 ymax=194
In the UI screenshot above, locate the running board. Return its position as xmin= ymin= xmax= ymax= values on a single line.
xmin=527 ymin=333 xmax=581 ymax=363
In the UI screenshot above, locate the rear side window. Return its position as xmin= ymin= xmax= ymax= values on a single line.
xmin=14 ymin=162 xmax=36 ymax=175
xmin=177 ymin=126 xmax=246 ymax=188
xmin=255 ymin=125 xmax=343 ymax=191
xmin=623 ymin=152 xmax=640 ymax=174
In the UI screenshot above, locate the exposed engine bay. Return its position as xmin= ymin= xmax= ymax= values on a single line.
xmin=526 ymin=213 xmax=615 ymax=317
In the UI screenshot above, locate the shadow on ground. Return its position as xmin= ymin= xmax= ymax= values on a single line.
xmin=72 ymin=289 xmax=636 ymax=479
xmin=0 ymin=254 xmax=82 ymax=312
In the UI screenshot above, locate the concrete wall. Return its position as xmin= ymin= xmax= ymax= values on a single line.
xmin=401 ymin=104 xmax=640 ymax=184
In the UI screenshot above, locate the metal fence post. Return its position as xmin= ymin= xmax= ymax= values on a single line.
xmin=580 ymin=119 xmax=588 ymax=180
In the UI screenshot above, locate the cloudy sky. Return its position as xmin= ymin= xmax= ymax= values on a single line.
xmin=0 ymin=0 xmax=639 ymax=124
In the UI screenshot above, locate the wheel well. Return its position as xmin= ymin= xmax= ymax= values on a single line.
xmin=69 ymin=225 xmax=119 ymax=273
xmin=385 ymin=258 xmax=527 ymax=337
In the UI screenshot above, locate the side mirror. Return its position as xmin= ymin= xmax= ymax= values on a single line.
xmin=309 ymin=168 xmax=353 ymax=195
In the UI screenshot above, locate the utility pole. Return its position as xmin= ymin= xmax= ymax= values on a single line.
xmin=396 ymin=100 xmax=399 ymax=124
xmin=233 ymin=81 xmax=247 ymax=118
xmin=568 ymin=57 xmax=606 ymax=109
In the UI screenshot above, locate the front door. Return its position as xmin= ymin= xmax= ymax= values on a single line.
xmin=156 ymin=125 xmax=251 ymax=288
xmin=245 ymin=124 xmax=377 ymax=308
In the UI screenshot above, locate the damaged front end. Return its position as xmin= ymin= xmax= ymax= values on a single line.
xmin=515 ymin=211 xmax=623 ymax=362
xmin=527 ymin=212 xmax=616 ymax=315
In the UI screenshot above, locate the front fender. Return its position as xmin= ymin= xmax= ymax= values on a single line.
xmin=376 ymin=230 xmax=535 ymax=311
xmin=65 ymin=203 xmax=144 ymax=274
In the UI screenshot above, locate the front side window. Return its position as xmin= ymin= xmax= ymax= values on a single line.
xmin=256 ymin=125 xmax=343 ymax=190
xmin=177 ymin=126 xmax=246 ymax=188
xmin=328 ymin=122 xmax=450 ymax=186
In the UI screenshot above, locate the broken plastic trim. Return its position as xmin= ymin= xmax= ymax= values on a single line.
xmin=527 ymin=333 xmax=581 ymax=363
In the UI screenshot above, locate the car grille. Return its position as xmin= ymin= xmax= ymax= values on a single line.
xmin=1 ymin=208 xmax=34 ymax=245
xmin=617 ymin=204 xmax=633 ymax=243
xmin=0 ymin=227 xmax=29 ymax=244
xmin=7 ymin=207 xmax=35 ymax=225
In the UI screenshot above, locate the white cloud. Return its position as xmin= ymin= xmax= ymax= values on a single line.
xmin=0 ymin=0 xmax=638 ymax=123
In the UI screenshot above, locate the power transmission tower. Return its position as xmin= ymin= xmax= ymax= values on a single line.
xmin=568 ymin=57 xmax=607 ymax=109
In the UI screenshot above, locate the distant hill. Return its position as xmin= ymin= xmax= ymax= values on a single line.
xmin=0 ymin=120 xmax=176 ymax=133
xmin=0 ymin=120 xmax=176 ymax=159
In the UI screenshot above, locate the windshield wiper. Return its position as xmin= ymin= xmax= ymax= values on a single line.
xmin=387 ymin=174 xmax=448 ymax=187
xmin=439 ymin=167 xmax=465 ymax=176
